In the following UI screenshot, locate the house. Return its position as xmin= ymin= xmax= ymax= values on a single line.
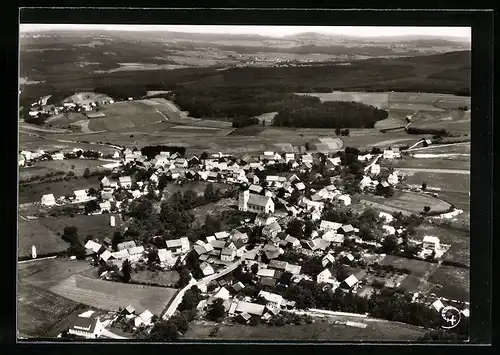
xmin=340 ymin=224 xmax=355 ymax=235
xmin=358 ymin=153 xmax=373 ymax=162
xmin=232 ymin=240 xmax=247 ymax=257
xmin=283 ymin=235 xmax=301 ymax=248
xmin=258 ymin=290 xmax=284 ymax=307
xmin=210 ymin=231 xmax=228 ymax=240
xmin=432 ymin=299 xmax=445 ymax=312
xmin=212 ymin=286 xmax=231 ymax=301
xmin=383 ymin=225 xmax=396 ymax=235
xmin=18 ymin=154 xmax=25 ymax=166
xmin=322 ymin=253 xmax=335 ymax=267
xmin=200 ymin=262 xmax=215 ymax=276
xmin=101 ymin=176 xmax=119 ymax=189
xmin=103 ymin=237 xmax=112 ymax=246
xmin=262 ymin=222 xmax=282 ymax=239
xmin=370 ymin=164 xmax=381 ymax=175
xmin=119 ymin=176 xmax=133 ymax=189
xmin=257 ymin=268 xmax=277 ymax=279
xmin=264 ymin=248 xmax=281 ymax=260
xmin=166 ymin=237 xmax=190 ymax=253
xmin=134 ymin=310 xmax=154 ymax=327
xmin=387 ymin=172 xmax=399 ymax=185
xmin=380 ymin=181 xmax=390 ymax=188
xmin=73 ymin=189 xmax=89 ymax=202
xmin=128 ymin=246 xmax=145 ymax=262
xmin=301 ymin=154 xmax=313 ymax=164
xmin=230 ymin=281 xmax=245 ymax=294
xmin=238 ymin=312 xmax=252 ymax=323
xmin=379 ymin=212 xmax=394 ymax=223
xmin=235 ymin=301 xmax=265 ymax=316
xmin=322 ymin=232 xmax=344 ymax=245
xmin=268 ymin=260 xmax=288 ymax=271
xmin=337 ymin=195 xmax=351 ymax=206
xmin=40 ymin=193 xmax=56 ymax=206
xmin=304 ymin=239 xmax=322 ymax=251
xmin=422 ymin=236 xmax=440 ymax=253
xmin=100 ymin=250 xmax=112 ymax=262
xmin=99 ymin=201 xmax=111 ymax=212
xmin=158 ymin=249 xmax=177 ymax=268
xmin=238 ymin=190 xmax=275 ymax=214
xmin=117 ymin=241 xmax=136 ymax=251
xmin=285 ymin=153 xmax=296 ymax=163
xmin=221 ymin=247 xmax=236 ymax=262
xmin=295 ymin=182 xmax=306 ymax=191
xmin=207 ymin=171 xmax=219 ymax=182
xmin=249 ymin=184 xmax=264 ymax=194
xmin=112 ymin=250 xmax=129 ymax=260
xmin=260 ymin=277 xmax=277 ymax=287
xmin=285 ymin=263 xmax=302 ymax=275
xmin=68 ymin=316 xmax=103 ymax=339
xmin=51 ymin=152 xmax=64 ymax=160
xmin=317 ymin=269 xmax=339 ymax=286
xmin=341 ymin=274 xmax=360 ymax=290
xmin=84 ymin=240 xmax=102 ymax=254
xmin=194 ymin=243 xmax=214 ymax=256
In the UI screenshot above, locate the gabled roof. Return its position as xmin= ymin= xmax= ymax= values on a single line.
xmin=341 ymin=224 xmax=355 ymax=233
xmin=268 ymin=260 xmax=288 ymax=270
xmin=214 ymin=231 xmax=229 ymax=240
xmin=259 ymin=277 xmax=276 ymax=287
xmin=343 ymin=274 xmax=359 ymax=288
xmin=117 ymin=241 xmax=136 ymax=250
xmin=221 ymin=247 xmax=235 ymax=256
xmin=285 ymin=263 xmax=302 ymax=275
xmin=248 ymin=193 xmax=273 ymax=207
xmin=84 ymin=240 xmax=102 ymax=253
xmin=235 ymin=301 xmax=265 ymax=316
xmin=210 ymin=240 xmax=226 ymax=249
xmin=257 ymin=268 xmax=276 ymax=278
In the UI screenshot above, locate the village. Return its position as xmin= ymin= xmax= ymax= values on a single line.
xmin=18 ymin=140 xmax=469 ymax=341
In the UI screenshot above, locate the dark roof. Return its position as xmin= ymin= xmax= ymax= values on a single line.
xmin=233 ymin=239 xmax=246 ymax=249
xmin=260 ymin=277 xmax=277 ymax=287
xmin=231 ymin=282 xmax=245 ymax=293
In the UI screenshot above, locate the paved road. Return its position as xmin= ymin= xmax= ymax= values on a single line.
xmin=162 ymin=246 xmax=262 ymax=320
xmin=395 ymin=168 xmax=470 ymax=175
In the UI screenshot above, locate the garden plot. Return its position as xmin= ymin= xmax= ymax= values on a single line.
xmin=380 ymin=255 xmax=439 ymax=277
xmin=363 ymin=270 xmax=409 ymax=289
xmin=18 ymin=217 xmax=69 ymax=259
xmin=427 ymin=266 xmax=470 ymax=302
xmin=361 ymin=191 xmax=451 ymax=215
xmin=49 ymin=274 xmax=177 ymax=316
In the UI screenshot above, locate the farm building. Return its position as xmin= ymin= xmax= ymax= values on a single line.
xmin=40 ymin=193 xmax=56 ymax=206
xmin=68 ymin=315 xmax=103 ymax=339
xmin=235 ymin=301 xmax=265 ymax=316
xmin=117 ymin=241 xmax=136 ymax=251
xmin=134 ymin=310 xmax=154 ymax=327
xmin=166 ymin=237 xmax=190 ymax=254
xmin=200 ymin=262 xmax=215 ymax=276
xmin=422 ymin=236 xmax=440 ymax=253
xmin=221 ymin=247 xmax=236 ymax=262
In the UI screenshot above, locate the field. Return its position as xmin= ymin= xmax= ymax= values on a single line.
xmin=87 ymin=98 xmax=180 ymax=132
xmin=18 ymin=217 xmax=69 ymax=258
xmin=380 ymin=255 xmax=439 ymax=277
xmin=399 ymin=171 xmax=470 ymax=192
xmin=18 ymin=281 xmax=86 ymax=338
xmin=64 ymin=91 xmax=113 ymax=105
xmin=49 ymin=274 xmax=177 ymax=316
xmin=19 ymin=159 xmax=107 ymax=181
xmin=427 ymin=266 xmax=470 ymax=302
xmin=361 ymin=190 xmax=451 ymax=215
xmin=183 ymin=319 xmax=426 ymax=341
xmin=388 ymin=157 xmax=470 ymax=171
xmin=18 ymin=176 xmax=101 ymax=204
xmin=37 ymin=213 xmax=122 ymax=241
xmin=132 ymin=270 xmax=180 ymax=287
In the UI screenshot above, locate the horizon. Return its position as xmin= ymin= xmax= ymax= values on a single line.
xmin=19 ymin=24 xmax=471 ymax=41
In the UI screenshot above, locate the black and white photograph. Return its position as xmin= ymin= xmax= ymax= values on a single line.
xmin=17 ymin=13 xmax=476 ymax=343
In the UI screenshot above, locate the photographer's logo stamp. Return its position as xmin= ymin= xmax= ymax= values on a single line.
xmin=441 ymin=306 xmax=461 ymax=329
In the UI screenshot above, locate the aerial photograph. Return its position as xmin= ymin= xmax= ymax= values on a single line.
xmin=18 ymin=23 xmax=471 ymax=342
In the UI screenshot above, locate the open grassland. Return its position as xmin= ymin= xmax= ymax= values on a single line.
xmin=427 ymin=266 xmax=470 ymax=302
xmin=18 ymin=281 xmax=86 ymax=338
xmin=183 ymin=318 xmax=426 ymax=341
xmin=19 ymin=258 xmax=94 ymax=288
xmin=414 ymin=224 xmax=469 ymax=265
xmin=18 ymin=176 xmax=101 ymax=204
xmin=18 ymin=217 xmax=69 ymax=259
xmin=400 ymin=171 xmax=470 ymax=191
xmin=49 ymin=274 xmax=176 ymax=316
xmin=386 ymin=157 xmax=470 ymax=171
xmin=131 ymin=270 xmax=180 ymax=287
xmin=361 ymin=190 xmax=451 ymax=215
xmin=19 ymin=159 xmax=107 ymax=181
xmin=39 ymin=213 xmax=122 ymax=242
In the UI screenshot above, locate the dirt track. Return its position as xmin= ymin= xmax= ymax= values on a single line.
xmin=395 ymin=168 xmax=470 ymax=175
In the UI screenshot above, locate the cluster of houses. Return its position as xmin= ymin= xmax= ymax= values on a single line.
xmin=27 ymin=95 xmax=115 ymax=119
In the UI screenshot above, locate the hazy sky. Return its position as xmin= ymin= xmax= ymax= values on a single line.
xmin=20 ymin=24 xmax=471 ymax=39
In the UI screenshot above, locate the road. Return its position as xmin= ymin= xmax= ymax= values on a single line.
xmin=364 ymin=154 xmax=382 ymax=172
xmin=162 ymin=246 xmax=262 ymax=320
xmin=406 ymin=141 xmax=470 ymax=152
xmin=395 ymin=168 xmax=470 ymax=175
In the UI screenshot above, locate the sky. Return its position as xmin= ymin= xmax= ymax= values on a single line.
xmin=20 ymin=24 xmax=471 ymax=40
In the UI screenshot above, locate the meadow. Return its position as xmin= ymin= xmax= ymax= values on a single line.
xmin=427 ymin=266 xmax=470 ymax=302
xmin=49 ymin=274 xmax=177 ymax=316
xmin=18 ymin=217 xmax=69 ymax=259
xmin=361 ymin=190 xmax=451 ymax=215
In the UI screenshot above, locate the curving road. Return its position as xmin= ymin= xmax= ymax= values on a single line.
xmin=162 ymin=246 xmax=262 ymax=320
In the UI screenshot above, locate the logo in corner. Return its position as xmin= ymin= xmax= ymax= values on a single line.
xmin=440 ymin=306 xmax=461 ymax=329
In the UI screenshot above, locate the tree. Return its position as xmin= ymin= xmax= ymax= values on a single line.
xmin=250 ymin=316 xmax=260 ymax=326
xmin=279 ymin=271 xmax=293 ymax=286
xmin=421 ymin=182 xmax=427 ymax=191
xmin=250 ymin=263 xmax=259 ymax=275
xmin=207 ymin=298 xmax=226 ymax=321
xmin=129 ymin=197 xmax=154 ymax=220
xmin=286 ymin=219 xmax=304 ymax=239
xmin=121 ymin=259 xmax=132 ymax=283
xmin=423 ymin=206 xmax=431 ymax=213
xmin=169 ymin=313 xmax=189 ymax=333
xmin=381 ymin=235 xmax=399 ymax=254
xmin=262 ymin=120 xmax=266 ymax=126
xmin=149 ymin=320 xmax=179 ymax=341
xmin=83 ymin=168 xmax=91 ymax=178
xmin=335 ymin=128 xmax=341 ymax=136
xmin=111 ymin=231 xmax=124 ymax=251
xmin=204 ymin=183 xmax=219 ymax=202
xmin=200 ymin=152 xmax=209 ymax=160
xmin=359 ymin=225 xmax=375 ymax=241
xmin=179 ymin=286 xmax=202 ymax=311
xmin=344 ymin=129 xmax=350 ymax=137
xmin=177 ymin=268 xmax=191 ymax=288
xmin=148 ymin=249 xmax=159 ymax=264
xmin=88 ymin=187 xmax=97 ymax=196
xmin=84 ymin=200 xmax=99 ymax=214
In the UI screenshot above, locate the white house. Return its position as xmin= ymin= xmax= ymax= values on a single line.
xmin=68 ymin=316 xmax=103 ymax=339
xmin=370 ymin=164 xmax=381 ymax=175
xmin=99 ymin=201 xmax=111 ymax=212
xmin=317 ymin=269 xmax=339 ymax=286
xmin=166 ymin=237 xmax=190 ymax=254
xmin=134 ymin=310 xmax=154 ymax=327
xmin=221 ymin=247 xmax=236 ymax=262
xmin=18 ymin=154 xmax=25 ymax=166
xmin=387 ymin=173 xmax=399 ymax=185
xmin=40 ymin=193 xmax=56 ymax=206
xmin=84 ymin=240 xmax=102 ymax=254
xmin=200 ymin=262 xmax=215 ymax=276
xmin=127 ymin=246 xmax=145 ymax=262
xmin=322 ymin=253 xmax=335 ymax=267
xmin=51 ymin=152 xmax=64 ymax=160
xmin=342 ymin=274 xmax=360 ymax=290
xmin=238 ymin=190 xmax=274 ymax=214
xmin=158 ymin=248 xmax=177 ymax=268
xmin=319 ymin=220 xmax=343 ymax=232
xmin=119 ymin=176 xmax=133 ymax=189
xmin=74 ymin=189 xmax=89 ymax=203
xmin=422 ymin=236 xmax=440 ymax=253
xmin=337 ymin=194 xmax=351 ymax=206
